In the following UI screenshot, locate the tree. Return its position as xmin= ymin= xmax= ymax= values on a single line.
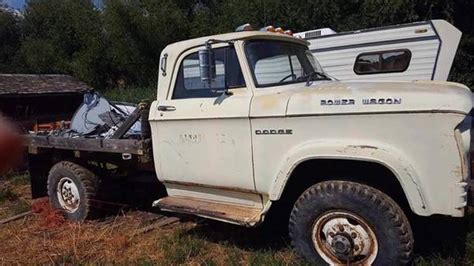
xmin=103 ymin=0 xmax=189 ymax=87
xmin=1 ymin=0 xmax=472 ymax=88
xmin=0 ymin=9 xmax=22 ymax=73
xmin=17 ymin=0 xmax=109 ymax=88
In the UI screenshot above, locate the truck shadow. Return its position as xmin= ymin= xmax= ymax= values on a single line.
xmin=93 ymin=177 xmax=473 ymax=261
xmin=410 ymin=212 xmax=473 ymax=260
xmin=177 ymin=211 xmax=474 ymax=261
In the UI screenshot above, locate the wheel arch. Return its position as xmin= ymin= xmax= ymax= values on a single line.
xmin=268 ymin=141 xmax=429 ymax=216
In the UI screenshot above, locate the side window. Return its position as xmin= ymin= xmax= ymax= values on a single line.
xmin=354 ymin=49 xmax=411 ymax=75
xmin=172 ymin=47 xmax=245 ymax=99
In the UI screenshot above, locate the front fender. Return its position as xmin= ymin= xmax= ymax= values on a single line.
xmin=269 ymin=139 xmax=430 ymax=216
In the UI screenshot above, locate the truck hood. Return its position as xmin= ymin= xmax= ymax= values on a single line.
xmin=285 ymin=80 xmax=472 ymax=116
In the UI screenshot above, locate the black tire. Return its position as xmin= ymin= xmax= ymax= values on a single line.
xmin=47 ymin=161 xmax=99 ymax=221
xmin=289 ymin=180 xmax=413 ymax=265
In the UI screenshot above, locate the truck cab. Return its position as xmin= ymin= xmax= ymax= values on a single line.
xmin=148 ymin=31 xmax=472 ymax=264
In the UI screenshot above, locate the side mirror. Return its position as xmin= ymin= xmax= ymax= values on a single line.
xmin=198 ymin=44 xmax=216 ymax=85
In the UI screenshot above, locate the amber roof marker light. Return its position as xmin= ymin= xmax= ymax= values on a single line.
xmin=234 ymin=23 xmax=294 ymax=36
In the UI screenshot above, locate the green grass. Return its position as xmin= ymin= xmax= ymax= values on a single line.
xmin=159 ymin=227 xmax=206 ymax=265
xmin=9 ymin=174 xmax=30 ymax=186
xmin=248 ymin=250 xmax=295 ymax=266
xmin=10 ymin=200 xmax=30 ymax=215
xmin=0 ymin=188 xmax=18 ymax=202
xmin=101 ymin=87 xmax=156 ymax=104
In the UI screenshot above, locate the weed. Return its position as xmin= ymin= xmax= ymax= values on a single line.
xmin=248 ymin=250 xmax=288 ymax=266
xmin=0 ymin=188 xmax=18 ymax=202
xmin=160 ymin=227 xmax=205 ymax=264
xmin=201 ymin=258 xmax=218 ymax=266
xmin=9 ymin=174 xmax=30 ymax=186
xmin=224 ymin=246 xmax=245 ymax=266
xmin=136 ymin=258 xmax=156 ymax=266
xmin=52 ymin=251 xmax=78 ymax=265
xmin=10 ymin=200 xmax=30 ymax=215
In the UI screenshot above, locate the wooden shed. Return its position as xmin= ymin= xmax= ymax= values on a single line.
xmin=0 ymin=74 xmax=91 ymax=131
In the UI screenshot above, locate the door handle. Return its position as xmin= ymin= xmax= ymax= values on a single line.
xmin=157 ymin=105 xmax=176 ymax=112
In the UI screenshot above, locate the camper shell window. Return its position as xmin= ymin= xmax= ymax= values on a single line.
xmin=354 ymin=49 xmax=411 ymax=75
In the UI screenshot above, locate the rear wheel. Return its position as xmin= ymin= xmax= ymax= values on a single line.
xmin=289 ymin=180 xmax=413 ymax=265
xmin=47 ymin=161 xmax=99 ymax=221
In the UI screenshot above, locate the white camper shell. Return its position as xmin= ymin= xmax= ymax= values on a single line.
xmin=295 ymin=20 xmax=461 ymax=81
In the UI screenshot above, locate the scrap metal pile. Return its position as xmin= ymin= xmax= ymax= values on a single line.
xmin=31 ymin=91 xmax=148 ymax=140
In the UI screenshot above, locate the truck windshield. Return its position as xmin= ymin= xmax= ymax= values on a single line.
xmin=245 ymin=40 xmax=329 ymax=87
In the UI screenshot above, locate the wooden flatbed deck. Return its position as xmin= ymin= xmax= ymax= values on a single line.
xmin=25 ymin=135 xmax=152 ymax=156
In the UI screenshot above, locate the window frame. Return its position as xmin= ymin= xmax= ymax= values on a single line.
xmin=170 ymin=45 xmax=246 ymax=100
xmin=353 ymin=49 xmax=412 ymax=75
xmin=244 ymin=40 xmax=318 ymax=88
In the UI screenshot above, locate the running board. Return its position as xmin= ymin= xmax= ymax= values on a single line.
xmin=153 ymin=196 xmax=262 ymax=227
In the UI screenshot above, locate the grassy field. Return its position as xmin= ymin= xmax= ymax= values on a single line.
xmin=0 ymin=173 xmax=473 ymax=264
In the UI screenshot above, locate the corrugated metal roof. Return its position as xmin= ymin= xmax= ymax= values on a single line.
xmin=0 ymin=74 xmax=92 ymax=96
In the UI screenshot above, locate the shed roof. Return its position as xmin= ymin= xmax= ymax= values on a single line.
xmin=0 ymin=74 xmax=92 ymax=97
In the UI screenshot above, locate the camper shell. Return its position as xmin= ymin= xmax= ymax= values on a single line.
xmin=295 ymin=20 xmax=462 ymax=81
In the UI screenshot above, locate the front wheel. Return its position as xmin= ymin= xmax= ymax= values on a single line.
xmin=289 ymin=180 xmax=413 ymax=265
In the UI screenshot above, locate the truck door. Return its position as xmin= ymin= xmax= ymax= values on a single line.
xmin=149 ymin=45 xmax=255 ymax=192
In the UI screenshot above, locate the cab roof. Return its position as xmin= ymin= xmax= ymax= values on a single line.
xmin=164 ymin=31 xmax=309 ymax=52
xmin=156 ymin=31 xmax=309 ymax=101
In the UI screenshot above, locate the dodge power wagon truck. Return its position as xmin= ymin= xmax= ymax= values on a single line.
xmin=26 ymin=30 xmax=473 ymax=265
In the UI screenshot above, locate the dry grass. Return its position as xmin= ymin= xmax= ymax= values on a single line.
xmin=0 ymin=174 xmax=299 ymax=265
xmin=0 ymin=173 xmax=31 ymax=220
xmin=0 ymin=174 xmax=473 ymax=265
xmin=0 ymin=202 xmax=299 ymax=265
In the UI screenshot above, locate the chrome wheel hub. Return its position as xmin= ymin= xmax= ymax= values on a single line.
xmin=312 ymin=211 xmax=378 ymax=264
xmin=57 ymin=177 xmax=80 ymax=212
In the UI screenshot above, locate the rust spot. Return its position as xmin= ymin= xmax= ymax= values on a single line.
xmin=451 ymin=166 xmax=462 ymax=178
xmin=348 ymin=145 xmax=378 ymax=150
xmin=163 ymin=180 xmax=258 ymax=194
xmin=157 ymin=196 xmax=261 ymax=227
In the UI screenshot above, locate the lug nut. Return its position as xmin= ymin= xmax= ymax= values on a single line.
xmin=354 ymin=245 xmax=359 ymax=251
xmin=338 ymin=225 xmax=344 ymax=232
xmin=351 ymin=232 xmax=357 ymax=239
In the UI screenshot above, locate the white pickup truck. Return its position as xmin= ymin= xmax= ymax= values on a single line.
xmin=26 ymin=30 xmax=473 ymax=265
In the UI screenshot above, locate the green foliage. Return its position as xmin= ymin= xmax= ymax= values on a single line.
xmin=0 ymin=0 xmax=473 ymax=88
xmin=101 ymin=86 xmax=155 ymax=104
xmin=0 ymin=9 xmax=21 ymax=73
xmin=17 ymin=0 xmax=109 ymax=88
xmin=103 ymin=0 xmax=189 ymax=87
